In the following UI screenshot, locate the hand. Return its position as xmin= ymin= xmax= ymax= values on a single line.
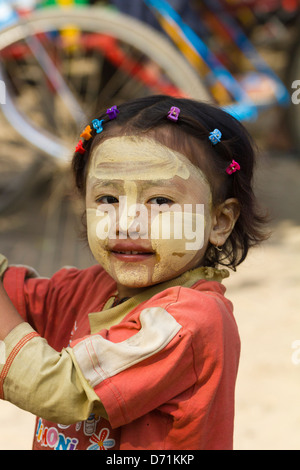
xmin=0 ymin=281 xmax=24 ymax=340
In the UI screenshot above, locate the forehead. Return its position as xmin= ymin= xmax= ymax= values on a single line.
xmin=88 ymin=135 xmax=201 ymax=182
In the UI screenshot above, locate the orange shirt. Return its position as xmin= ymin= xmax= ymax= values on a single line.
xmin=1 ymin=264 xmax=240 ymax=450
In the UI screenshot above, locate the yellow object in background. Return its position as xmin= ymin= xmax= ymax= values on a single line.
xmin=40 ymin=0 xmax=89 ymax=7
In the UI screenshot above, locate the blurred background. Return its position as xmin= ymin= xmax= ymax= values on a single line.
xmin=0 ymin=0 xmax=299 ymax=450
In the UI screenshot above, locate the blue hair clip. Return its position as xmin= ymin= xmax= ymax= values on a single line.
xmin=92 ymin=119 xmax=104 ymax=134
xmin=209 ymin=129 xmax=222 ymax=145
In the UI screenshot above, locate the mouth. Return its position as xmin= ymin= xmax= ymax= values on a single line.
xmin=109 ymin=243 xmax=155 ymax=262
xmin=111 ymin=251 xmax=155 ymax=262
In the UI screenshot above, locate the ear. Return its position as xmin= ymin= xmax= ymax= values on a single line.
xmin=209 ymin=198 xmax=240 ymax=248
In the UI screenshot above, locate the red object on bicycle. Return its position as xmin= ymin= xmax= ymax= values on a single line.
xmin=81 ymin=34 xmax=187 ymax=97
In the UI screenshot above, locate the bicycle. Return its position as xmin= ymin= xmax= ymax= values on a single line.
xmin=0 ymin=0 xmax=209 ymax=161
xmin=1 ymin=0 xmax=296 ymax=159
xmin=0 ymin=0 xmax=210 ymax=215
xmin=0 ymin=0 xmax=297 ymax=214
xmin=0 ymin=0 xmax=297 ymax=275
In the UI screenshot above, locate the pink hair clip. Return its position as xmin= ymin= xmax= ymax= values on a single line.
xmin=75 ymin=140 xmax=85 ymax=155
xmin=167 ymin=106 xmax=180 ymax=122
xmin=226 ymin=160 xmax=240 ymax=175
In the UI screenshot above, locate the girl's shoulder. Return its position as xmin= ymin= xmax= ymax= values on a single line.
xmin=148 ymin=280 xmax=238 ymax=349
xmin=144 ymin=276 xmax=230 ymax=311
xmin=129 ymin=276 xmax=233 ymax=331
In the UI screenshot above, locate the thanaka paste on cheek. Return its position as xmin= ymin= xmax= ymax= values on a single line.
xmin=150 ymin=209 xmax=205 ymax=284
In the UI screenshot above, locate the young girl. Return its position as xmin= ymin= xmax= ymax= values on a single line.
xmin=0 ymin=95 xmax=267 ymax=450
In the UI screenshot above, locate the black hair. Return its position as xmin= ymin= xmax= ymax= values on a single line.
xmin=72 ymin=95 xmax=269 ymax=270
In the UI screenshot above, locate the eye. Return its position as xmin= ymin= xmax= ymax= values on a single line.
xmin=96 ymin=195 xmax=119 ymax=204
xmin=148 ymin=196 xmax=174 ymax=205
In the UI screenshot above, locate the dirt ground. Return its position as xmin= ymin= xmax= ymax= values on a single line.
xmin=0 ymin=108 xmax=300 ymax=450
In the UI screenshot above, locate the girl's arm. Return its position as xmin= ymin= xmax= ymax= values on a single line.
xmin=0 ymin=281 xmax=24 ymax=340
xmin=0 ymin=279 xmax=108 ymax=424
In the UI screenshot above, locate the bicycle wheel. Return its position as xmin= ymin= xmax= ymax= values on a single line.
xmin=0 ymin=6 xmax=210 ymax=162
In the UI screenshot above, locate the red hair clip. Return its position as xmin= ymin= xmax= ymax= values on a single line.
xmin=75 ymin=140 xmax=85 ymax=155
xmin=226 ymin=160 xmax=240 ymax=175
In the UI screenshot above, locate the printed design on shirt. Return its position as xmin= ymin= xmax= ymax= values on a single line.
xmin=83 ymin=413 xmax=101 ymax=436
xmin=57 ymin=413 xmax=101 ymax=436
xmin=57 ymin=421 xmax=82 ymax=432
xmin=87 ymin=428 xmax=116 ymax=450
xmin=35 ymin=413 xmax=105 ymax=450
xmin=36 ymin=418 xmax=79 ymax=450
xmin=72 ymin=307 xmax=182 ymax=388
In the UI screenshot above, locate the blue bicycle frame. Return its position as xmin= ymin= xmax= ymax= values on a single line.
xmin=144 ymin=0 xmax=290 ymax=122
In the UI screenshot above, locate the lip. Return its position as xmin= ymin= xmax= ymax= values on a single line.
xmin=109 ymin=241 xmax=155 ymax=262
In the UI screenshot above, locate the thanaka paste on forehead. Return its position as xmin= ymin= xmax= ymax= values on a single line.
xmin=88 ymin=135 xmax=195 ymax=182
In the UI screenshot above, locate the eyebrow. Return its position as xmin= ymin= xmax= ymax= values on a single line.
xmin=90 ymin=178 xmax=176 ymax=190
xmin=90 ymin=179 xmax=121 ymax=190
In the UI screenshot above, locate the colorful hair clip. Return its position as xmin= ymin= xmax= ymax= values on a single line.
xmin=226 ymin=160 xmax=240 ymax=175
xmin=106 ymin=105 xmax=119 ymax=120
xmin=209 ymin=129 xmax=222 ymax=145
xmin=167 ymin=106 xmax=180 ymax=122
xmin=75 ymin=140 xmax=85 ymax=155
xmin=80 ymin=125 xmax=92 ymax=141
xmin=92 ymin=118 xmax=104 ymax=134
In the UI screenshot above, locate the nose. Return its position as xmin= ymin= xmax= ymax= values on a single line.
xmin=116 ymin=198 xmax=149 ymax=239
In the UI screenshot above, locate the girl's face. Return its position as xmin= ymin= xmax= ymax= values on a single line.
xmin=85 ymin=136 xmax=214 ymax=297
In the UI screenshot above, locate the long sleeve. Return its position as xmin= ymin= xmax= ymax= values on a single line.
xmin=0 ymin=257 xmax=116 ymax=347
xmin=0 ymin=322 xmax=107 ymax=424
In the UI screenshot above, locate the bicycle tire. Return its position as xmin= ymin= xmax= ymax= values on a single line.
xmin=0 ymin=6 xmax=211 ymax=161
